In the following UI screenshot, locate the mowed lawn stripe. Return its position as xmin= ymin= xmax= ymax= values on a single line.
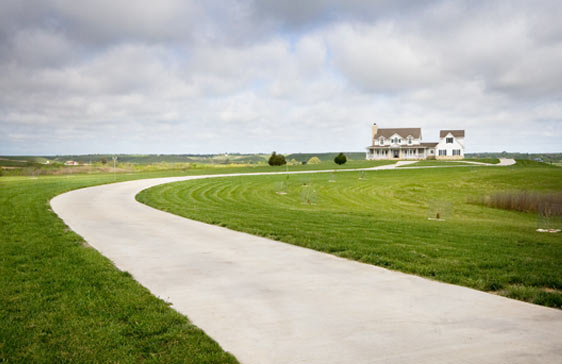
xmin=137 ymin=162 xmax=562 ymax=308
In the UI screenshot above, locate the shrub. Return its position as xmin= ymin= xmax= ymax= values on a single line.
xmin=334 ymin=152 xmax=347 ymax=165
xmin=268 ymin=152 xmax=286 ymax=166
xmin=307 ymin=156 xmax=321 ymax=165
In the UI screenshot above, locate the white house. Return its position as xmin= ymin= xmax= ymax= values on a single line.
xmin=435 ymin=130 xmax=465 ymax=159
xmin=366 ymin=124 xmax=465 ymax=160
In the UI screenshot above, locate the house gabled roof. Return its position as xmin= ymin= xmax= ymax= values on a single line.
xmin=440 ymin=130 xmax=465 ymax=138
xmin=374 ymin=128 xmax=421 ymax=139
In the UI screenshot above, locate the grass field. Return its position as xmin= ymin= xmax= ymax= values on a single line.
xmin=138 ymin=161 xmax=562 ymax=308
xmin=0 ymin=159 xmax=397 ymax=362
xmin=0 ymin=171 xmax=244 ymax=363
xmin=0 ymin=157 xmax=395 ymax=177
xmin=398 ymin=160 xmax=474 ymax=167
xmin=0 ymin=152 xmax=371 ymax=169
xmin=397 ymin=158 xmax=501 ymax=168
xmin=464 ymin=158 xmax=500 ymax=164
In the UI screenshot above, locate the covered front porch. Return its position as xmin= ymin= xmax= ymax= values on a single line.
xmin=366 ymin=147 xmax=430 ymax=160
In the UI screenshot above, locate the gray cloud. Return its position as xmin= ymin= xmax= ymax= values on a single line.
xmin=1 ymin=0 xmax=561 ymax=155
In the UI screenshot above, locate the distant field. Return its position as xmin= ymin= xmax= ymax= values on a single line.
xmin=138 ymin=161 xmax=562 ymax=308
xmin=466 ymin=153 xmax=562 ymax=164
xmin=0 ymin=157 xmax=394 ymax=177
xmin=0 ymin=152 xmax=369 ymax=167
xmin=285 ymin=152 xmax=367 ymax=162
xmin=0 ymin=152 xmax=373 ymax=177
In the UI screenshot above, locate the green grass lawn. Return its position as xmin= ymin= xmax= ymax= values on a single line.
xmin=464 ymin=158 xmax=500 ymax=164
xmin=398 ymin=160 xmax=474 ymax=167
xmin=0 ymin=171 xmax=243 ymax=363
xmin=398 ymin=158 xmax=501 ymax=167
xmin=0 ymin=160 xmax=395 ymax=362
xmin=138 ymin=162 xmax=562 ymax=308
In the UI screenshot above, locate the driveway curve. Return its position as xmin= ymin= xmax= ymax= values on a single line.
xmin=51 ymin=159 xmax=562 ymax=364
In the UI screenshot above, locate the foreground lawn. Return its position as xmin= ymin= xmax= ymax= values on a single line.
xmin=0 ymin=159 xmax=393 ymax=362
xmin=0 ymin=171 xmax=243 ymax=363
xmin=138 ymin=162 xmax=562 ymax=308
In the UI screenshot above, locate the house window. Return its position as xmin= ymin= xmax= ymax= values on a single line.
xmin=379 ymin=137 xmax=384 ymax=145
xmin=439 ymin=149 xmax=447 ymax=156
xmin=408 ymin=137 xmax=412 ymax=144
xmin=453 ymin=149 xmax=461 ymax=156
xmin=446 ymin=137 xmax=453 ymax=144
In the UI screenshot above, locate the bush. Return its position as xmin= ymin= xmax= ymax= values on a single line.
xmin=307 ymin=156 xmax=321 ymax=165
xmin=334 ymin=153 xmax=347 ymax=165
xmin=268 ymin=152 xmax=287 ymax=166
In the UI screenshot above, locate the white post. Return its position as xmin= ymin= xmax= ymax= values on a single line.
xmin=112 ymin=155 xmax=117 ymax=181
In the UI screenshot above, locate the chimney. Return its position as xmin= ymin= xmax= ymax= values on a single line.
xmin=372 ymin=123 xmax=378 ymax=142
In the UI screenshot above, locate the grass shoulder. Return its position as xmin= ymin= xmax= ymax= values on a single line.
xmin=0 ymin=170 xmax=241 ymax=363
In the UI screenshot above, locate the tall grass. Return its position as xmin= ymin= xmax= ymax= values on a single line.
xmin=472 ymin=191 xmax=562 ymax=215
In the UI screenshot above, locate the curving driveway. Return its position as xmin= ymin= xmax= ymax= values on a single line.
xmin=50 ymin=159 xmax=562 ymax=364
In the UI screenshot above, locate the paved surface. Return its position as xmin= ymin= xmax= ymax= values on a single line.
xmin=51 ymin=159 xmax=562 ymax=364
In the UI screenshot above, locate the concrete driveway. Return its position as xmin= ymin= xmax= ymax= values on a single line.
xmin=50 ymin=160 xmax=562 ymax=364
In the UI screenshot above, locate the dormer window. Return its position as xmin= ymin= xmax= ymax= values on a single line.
xmin=379 ymin=137 xmax=384 ymax=145
xmin=408 ymin=137 xmax=412 ymax=145
xmin=446 ymin=137 xmax=453 ymax=144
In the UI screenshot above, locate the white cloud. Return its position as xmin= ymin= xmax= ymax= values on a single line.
xmin=1 ymin=0 xmax=561 ymax=155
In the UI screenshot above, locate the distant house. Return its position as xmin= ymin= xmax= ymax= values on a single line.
xmin=366 ymin=124 xmax=465 ymax=160
xmin=64 ymin=160 xmax=79 ymax=166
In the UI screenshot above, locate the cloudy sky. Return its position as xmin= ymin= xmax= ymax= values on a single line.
xmin=1 ymin=0 xmax=561 ymax=155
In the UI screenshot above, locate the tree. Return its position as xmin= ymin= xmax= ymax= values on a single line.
xmin=307 ymin=156 xmax=321 ymax=165
xmin=100 ymin=157 xmax=107 ymax=164
xmin=268 ymin=152 xmax=286 ymax=166
xmin=334 ymin=152 xmax=347 ymax=165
